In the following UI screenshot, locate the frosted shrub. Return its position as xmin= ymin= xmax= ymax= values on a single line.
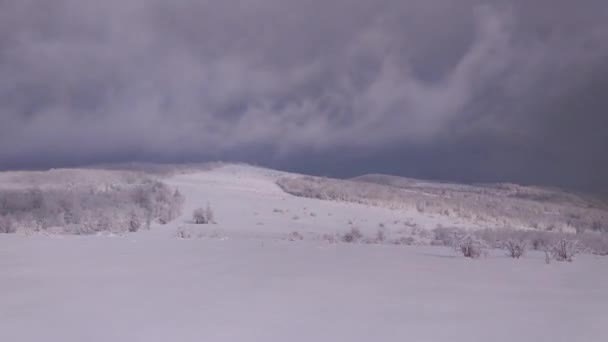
xmin=342 ymin=227 xmax=363 ymax=243
xmin=0 ymin=215 xmax=15 ymax=233
xmin=193 ymin=204 xmax=214 ymax=224
xmin=550 ymin=238 xmax=582 ymax=262
xmin=128 ymin=210 xmax=141 ymax=232
xmin=375 ymin=228 xmax=386 ymax=243
xmin=504 ymin=239 xmax=527 ymax=259
xmin=193 ymin=208 xmax=208 ymax=224
xmin=288 ymin=231 xmax=304 ymax=241
xmin=322 ymin=233 xmax=338 ymax=244
xmin=205 ymin=204 xmax=215 ymax=223
xmin=576 ymin=232 xmax=608 ymax=256
xmin=393 ymin=236 xmax=415 ymax=246
xmin=453 ymin=233 xmax=485 ymax=259
xmin=532 ymin=237 xmax=546 ymax=251
xmin=176 ymin=228 xmax=191 ymax=239
xmin=433 ymin=227 xmax=460 ymax=246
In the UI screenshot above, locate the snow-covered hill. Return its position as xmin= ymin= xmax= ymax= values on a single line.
xmin=1 ymin=164 xmax=607 ymax=342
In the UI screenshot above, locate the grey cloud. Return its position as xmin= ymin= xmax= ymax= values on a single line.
xmin=1 ymin=0 xmax=607 ymax=192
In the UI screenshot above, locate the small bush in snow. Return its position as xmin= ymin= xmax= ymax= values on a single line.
xmin=453 ymin=233 xmax=485 ymax=259
xmin=128 ymin=211 xmax=141 ymax=232
xmin=342 ymin=227 xmax=363 ymax=243
xmin=550 ymin=238 xmax=582 ymax=262
xmin=393 ymin=236 xmax=415 ymax=246
xmin=204 ymin=204 xmax=215 ymax=224
xmin=532 ymin=237 xmax=546 ymax=251
xmin=193 ymin=204 xmax=215 ymax=224
xmin=432 ymin=227 xmax=460 ymax=246
xmin=193 ymin=208 xmax=207 ymax=224
xmin=288 ymin=231 xmax=304 ymax=241
xmin=322 ymin=233 xmax=338 ymax=244
xmin=0 ymin=215 xmax=15 ymax=233
xmin=375 ymin=228 xmax=386 ymax=243
xmin=176 ymin=228 xmax=191 ymax=239
xmin=504 ymin=239 xmax=527 ymax=259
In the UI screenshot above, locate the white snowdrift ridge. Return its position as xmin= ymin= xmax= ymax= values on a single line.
xmin=1 ymin=164 xmax=607 ymax=342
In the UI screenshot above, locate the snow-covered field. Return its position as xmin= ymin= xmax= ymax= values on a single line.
xmin=1 ymin=164 xmax=607 ymax=341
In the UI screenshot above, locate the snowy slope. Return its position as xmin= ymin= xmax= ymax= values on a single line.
xmin=1 ymin=164 xmax=607 ymax=342
xmin=165 ymin=164 xmax=484 ymax=242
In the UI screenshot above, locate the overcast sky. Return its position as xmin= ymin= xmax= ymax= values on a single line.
xmin=1 ymin=0 xmax=607 ymax=192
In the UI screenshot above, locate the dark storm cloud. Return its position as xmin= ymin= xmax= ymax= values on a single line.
xmin=1 ymin=0 xmax=607 ymax=191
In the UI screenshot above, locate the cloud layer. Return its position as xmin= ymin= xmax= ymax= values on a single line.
xmin=1 ymin=0 xmax=607 ymax=191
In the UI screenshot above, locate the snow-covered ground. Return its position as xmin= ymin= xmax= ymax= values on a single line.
xmin=1 ymin=164 xmax=607 ymax=341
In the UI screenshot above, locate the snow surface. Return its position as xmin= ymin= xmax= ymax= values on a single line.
xmin=1 ymin=164 xmax=607 ymax=342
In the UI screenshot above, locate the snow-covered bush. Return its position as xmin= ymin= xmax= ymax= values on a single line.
xmin=393 ymin=236 xmax=415 ymax=246
xmin=193 ymin=204 xmax=214 ymax=224
xmin=204 ymin=204 xmax=214 ymax=224
xmin=193 ymin=208 xmax=208 ymax=224
xmin=550 ymin=238 xmax=582 ymax=262
xmin=504 ymin=239 xmax=527 ymax=259
xmin=176 ymin=227 xmax=192 ymax=239
xmin=341 ymin=227 xmax=363 ymax=243
xmin=453 ymin=233 xmax=485 ymax=259
xmin=287 ymin=231 xmax=304 ymax=241
xmin=128 ymin=210 xmax=141 ymax=232
xmin=0 ymin=215 xmax=15 ymax=233
xmin=375 ymin=228 xmax=386 ymax=243
xmin=432 ymin=227 xmax=461 ymax=246
xmin=322 ymin=233 xmax=338 ymax=244
xmin=575 ymin=231 xmax=608 ymax=256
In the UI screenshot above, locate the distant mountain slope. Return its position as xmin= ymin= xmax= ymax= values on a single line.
xmin=352 ymin=174 xmax=607 ymax=210
xmin=278 ymin=173 xmax=608 ymax=233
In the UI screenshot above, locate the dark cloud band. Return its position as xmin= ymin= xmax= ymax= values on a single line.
xmin=1 ymin=0 xmax=607 ymax=192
